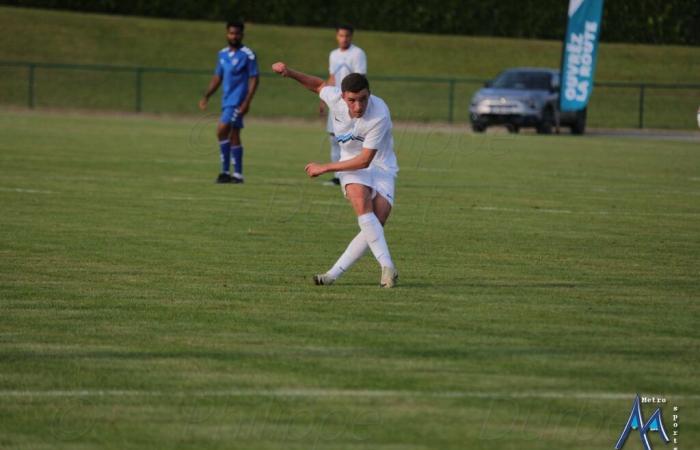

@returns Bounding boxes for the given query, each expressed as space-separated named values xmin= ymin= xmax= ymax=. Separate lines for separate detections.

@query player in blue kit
xmin=199 ymin=21 xmax=259 ymax=184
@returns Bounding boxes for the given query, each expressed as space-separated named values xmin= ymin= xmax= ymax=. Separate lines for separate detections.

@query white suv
xmin=470 ymin=68 xmax=587 ymax=135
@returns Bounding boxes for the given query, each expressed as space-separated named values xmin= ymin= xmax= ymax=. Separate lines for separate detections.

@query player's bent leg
xmin=314 ymin=181 xmax=397 ymax=288
xmin=358 ymin=210 xmax=396 ymax=287
xmin=344 ymin=183 xmax=374 ymax=216
xmin=229 ymin=126 xmax=241 ymax=146
xmin=371 ymin=168 xmax=396 ymax=220
xmin=345 ymin=184 xmax=396 ymax=284
xmin=216 ymin=121 xmax=233 ymax=183
xmin=229 ymin=127 xmax=244 ymax=183
xmin=319 ymin=232 xmax=369 ymax=284
xmin=321 ymin=195 xmax=393 ymax=284
xmin=372 ymin=194 xmax=393 ymax=226
xmin=314 ymin=184 xmax=375 ymax=286
xmin=312 ymin=183 xmax=371 ymax=286
xmin=373 ymin=195 xmax=398 ymax=287
xmin=373 ymin=180 xmax=398 ymax=288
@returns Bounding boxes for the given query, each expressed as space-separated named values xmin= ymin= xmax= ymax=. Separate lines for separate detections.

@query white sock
xmin=327 ymin=232 xmax=369 ymax=279
xmin=357 ymin=212 xmax=394 ymax=269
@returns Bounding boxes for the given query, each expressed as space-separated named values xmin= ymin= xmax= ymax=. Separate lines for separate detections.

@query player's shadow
xmin=306 ymin=280 xmax=579 ymax=289
xmin=400 ymin=281 xmax=580 ymax=289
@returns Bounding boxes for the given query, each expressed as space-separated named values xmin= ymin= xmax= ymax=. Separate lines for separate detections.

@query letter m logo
xmin=615 ymin=395 xmax=670 ymax=450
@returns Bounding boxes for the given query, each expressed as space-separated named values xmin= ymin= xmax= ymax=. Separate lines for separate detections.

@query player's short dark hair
xmin=336 ymin=24 xmax=354 ymax=34
xmin=341 ymin=73 xmax=369 ymax=93
xmin=226 ymin=20 xmax=244 ymax=31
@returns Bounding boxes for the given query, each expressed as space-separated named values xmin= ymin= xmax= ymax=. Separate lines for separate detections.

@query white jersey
xmin=327 ymin=45 xmax=367 ymax=132
xmin=319 ymin=86 xmax=398 ymax=175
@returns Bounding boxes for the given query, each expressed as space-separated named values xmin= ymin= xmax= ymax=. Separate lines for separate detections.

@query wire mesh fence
xmin=1 ymin=61 xmax=699 ymax=129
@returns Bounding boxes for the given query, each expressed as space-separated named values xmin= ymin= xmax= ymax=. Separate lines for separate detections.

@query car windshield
xmin=491 ymin=71 xmax=552 ymax=90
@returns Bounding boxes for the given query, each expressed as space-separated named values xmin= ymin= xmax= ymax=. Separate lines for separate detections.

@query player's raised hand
xmin=305 ymin=162 xmax=326 ymax=178
xmin=271 ymin=62 xmax=289 ymax=77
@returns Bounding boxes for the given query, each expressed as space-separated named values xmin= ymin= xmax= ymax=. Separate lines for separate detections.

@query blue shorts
xmin=220 ymin=106 xmax=244 ymax=128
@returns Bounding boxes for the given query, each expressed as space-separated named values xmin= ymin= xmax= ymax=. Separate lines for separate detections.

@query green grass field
xmin=1 ymin=109 xmax=699 ymax=449
xmin=1 ymin=6 xmax=700 ymax=128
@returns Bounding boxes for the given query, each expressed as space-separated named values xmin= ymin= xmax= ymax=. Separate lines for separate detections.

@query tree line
xmin=3 ymin=0 xmax=698 ymax=45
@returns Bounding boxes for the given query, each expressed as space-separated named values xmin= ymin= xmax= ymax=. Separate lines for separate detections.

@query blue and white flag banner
xmin=560 ymin=0 xmax=604 ymax=111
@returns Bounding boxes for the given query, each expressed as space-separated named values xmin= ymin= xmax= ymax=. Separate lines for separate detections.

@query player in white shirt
xmin=320 ymin=25 xmax=367 ymax=185
xmin=272 ymin=61 xmax=399 ymax=288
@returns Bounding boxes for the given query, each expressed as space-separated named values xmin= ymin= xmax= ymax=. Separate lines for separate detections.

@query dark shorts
xmin=220 ymin=106 xmax=244 ymax=128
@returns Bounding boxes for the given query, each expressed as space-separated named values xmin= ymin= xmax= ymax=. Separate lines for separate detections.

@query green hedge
xmin=1 ymin=0 xmax=698 ymax=45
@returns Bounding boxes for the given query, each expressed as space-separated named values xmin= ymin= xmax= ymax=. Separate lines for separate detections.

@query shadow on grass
xmin=336 ymin=281 xmax=580 ymax=289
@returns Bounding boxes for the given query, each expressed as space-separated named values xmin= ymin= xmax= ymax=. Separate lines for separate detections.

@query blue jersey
xmin=215 ymin=45 xmax=259 ymax=108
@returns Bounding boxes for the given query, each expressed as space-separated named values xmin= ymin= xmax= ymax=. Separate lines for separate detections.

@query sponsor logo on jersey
xmin=335 ymin=132 xmax=365 ymax=144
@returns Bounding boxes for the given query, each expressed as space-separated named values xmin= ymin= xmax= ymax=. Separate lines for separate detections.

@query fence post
xmin=638 ymin=84 xmax=645 ymax=129
xmin=135 ymin=67 xmax=143 ymax=112
xmin=447 ymin=79 xmax=456 ymax=123
xmin=28 ymin=63 xmax=35 ymax=109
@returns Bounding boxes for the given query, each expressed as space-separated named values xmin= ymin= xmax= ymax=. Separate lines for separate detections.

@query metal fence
xmin=1 ymin=60 xmax=699 ymax=129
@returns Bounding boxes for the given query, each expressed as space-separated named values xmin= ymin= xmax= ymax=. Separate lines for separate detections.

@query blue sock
xmin=219 ymin=140 xmax=231 ymax=174
xmin=231 ymin=145 xmax=243 ymax=178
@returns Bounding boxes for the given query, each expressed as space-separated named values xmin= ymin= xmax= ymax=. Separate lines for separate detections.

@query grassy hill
xmin=1 ymin=6 xmax=699 ymax=128
xmin=2 ymin=6 xmax=699 ymax=81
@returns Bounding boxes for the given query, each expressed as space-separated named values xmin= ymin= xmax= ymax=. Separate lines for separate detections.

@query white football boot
xmin=380 ymin=266 xmax=398 ymax=288
xmin=313 ymin=273 xmax=336 ymax=286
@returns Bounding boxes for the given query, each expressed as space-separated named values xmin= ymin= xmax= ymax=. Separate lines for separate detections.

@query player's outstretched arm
xmin=271 ymin=62 xmax=326 ymax=94
xmin=305 ymin=148 xmax=377 ymax=177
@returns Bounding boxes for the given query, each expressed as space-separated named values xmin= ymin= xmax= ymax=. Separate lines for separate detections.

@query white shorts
xmin=338 ymin=167 xmax=396 ymax=206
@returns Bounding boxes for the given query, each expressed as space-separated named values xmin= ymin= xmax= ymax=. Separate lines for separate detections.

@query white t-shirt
xmin=327 ymin=45 xmax=367 ymax=132
xmin=319 ymin=86 xmax=398 ymax=175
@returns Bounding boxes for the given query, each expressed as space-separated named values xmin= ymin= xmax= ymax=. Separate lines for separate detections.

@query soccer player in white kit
xmin=272 ymin=61 xmax=399 ymax=288
xmin=320 ymin=25 xmax=367 ymax=185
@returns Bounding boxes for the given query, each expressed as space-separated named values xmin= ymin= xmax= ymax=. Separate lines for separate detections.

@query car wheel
xmin=536 ymin=107 xmax=554 ymax=135
xmin=570 ymin=109 xmax=587 ymax=135
xmin=471 ymin=122 xmax=487 ymax=133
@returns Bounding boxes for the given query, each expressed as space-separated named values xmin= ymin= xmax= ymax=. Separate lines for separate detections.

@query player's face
xmin=342 ymin=89 xmax=369 ymax=118
xmin=227 ymin=26 xmax=243 ymax=48
xmin=336 ymin=29 xmax=353 ymax=50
